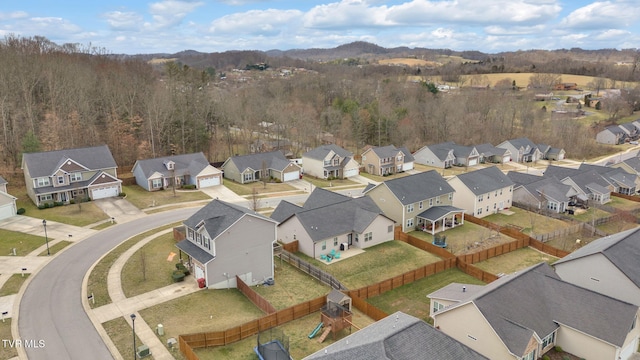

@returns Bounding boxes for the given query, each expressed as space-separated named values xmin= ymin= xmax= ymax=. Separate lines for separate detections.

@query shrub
xmin=70 ymin=199 xmax=75 ymax=204
xmin=176 ymin=263 xmax=190 ymax=276
xmin=16 ymin=208 xmax=25 ymax=215
xmin=37 ymin=205 xmax=45 ymax=210
xmin=554 ymin=346 xmax=563 ymax=352
xmin=542 ymin=356 xmax=550 ymax=360
xmin=181 ymin=185 xmax=196 ymax=190
xmin=54 ymin=201 xmax=64 ymax=207
xmin=562 ymin=356 xmax=570 ymax=360
xmin=119 ymin=192 xmax=126 ymax=197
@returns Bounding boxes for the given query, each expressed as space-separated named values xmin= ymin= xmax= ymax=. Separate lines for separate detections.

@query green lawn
xmin=0 ymin=319 xmax=17 ymax=359
xmin=121 ymin=232 xmax=180 ymax=298
xmin=223 ymin=180 xmax=298 ymax=196
xmin=0 ymin=274 xmax=30 ymax=296
xmin=122 ymin=184 xmax=211 ymax=209
xmin=87 ymin=222 xmax=182 ymax=308
xmin=409 ymin=222 xmax=518 ymax=255
xmin=102 ymin=317 xmax=147 ymax=360
xmin=572 ymin=207 xmax=612 ymax=222
xmin=301 ymin=175 xmax=359 ymax=189
xmin=607 ymin=196 xmax=640 ymax=211
xmin=254 ymin=258 xmax=330 ymax=310
xmin=0 ymin=229 xmax=49 ymax=256
xmin=139 ymin=289 xmax=266 ymax=346
xmin=359 ymin=172 xmax=411 ymax=182
xmin=483 ymin=207 xmax=571 ymax=236
xmin=38 ymin=240 xmax=72 ymax=256
xmin=472 ymin=247 xmax=558 ymax=275
xmin=298 ymin=241 xmax=442 ymax=289
xmin=367 ymin=268 xmax=485 ymax=323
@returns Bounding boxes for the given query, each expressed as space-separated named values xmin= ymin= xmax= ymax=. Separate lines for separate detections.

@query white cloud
xmin=560 ymin=1 xmax=640 ymax=29
xmin=148 ymin=0 xmax=204 ymax=29
xmin=103 ymin=11 xmax=143 ymax=31
xmin=303 ymin=0 xmax=393 ymax=29
xmin=209 ymin=9 xmax=303 ymax=36
xmin=484 ymin=24 xmax=547 ymax=36
xmin=0 ymin=11 xmax=28 ymax=20
xmin=595 ymin=28 xmax=631 ymax=40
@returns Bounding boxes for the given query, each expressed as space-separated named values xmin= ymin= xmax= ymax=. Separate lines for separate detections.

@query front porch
xmin=416 ymin=205 xmax=465 ymax=235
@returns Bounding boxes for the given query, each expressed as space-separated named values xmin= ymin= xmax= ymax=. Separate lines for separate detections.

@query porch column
xmin=430 ymin=221 xmax=435 ymax=236
xmin=460 ymin=212 xmax=464 ymax=225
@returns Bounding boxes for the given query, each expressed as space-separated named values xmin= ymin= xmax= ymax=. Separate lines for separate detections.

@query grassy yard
xmin=38 ymin=240 xmax=72 ymax=256
xmin=409 ymin=222 xmax=518 ymax=255
xmin=0 ymin=274 xmax=30 ymax=296
xmin=223 ymin=180 xmax=298 ymax=196
xmin=483 ymin=207 xmax=571 ymax=236
xmin=298 ymin=241 xmax=442 ymax=289
xmin=15 ymin=195 xmax=108 ymax=226
xmin=121 ymin=232 xmax=180 ymax=298
xmin=87 ymin=222 xmax=182 ymax=308
xmin=607 ymin=196 xmax=640 ymax=211
xmin=0 ymin=319 xmax=17 ymax=359
xmin=102 ymin=317 xmax=148 ymax=360
xmin=0 ymin=229 xmax=49 ymax=256
xmin=196 ymin=309 xmax=376 ymax=360
xmin=254 ymin=258 xmax=330 ymax=310
xmin=596 ymin=220 xmax=638 ymax=235
xmin=367 ymin=268 xmax=485 ymax=323
xmin=572 ymin=207 xmax=612 ymax=222
xmin=472 ymin=247 xmax=559 ymax=275
xmin=122 ymin=184 xmax=210 ymax=209
xmin=358 ymin=172 xmax=411 ymax=182
xmin=139 ymin=289 xmax=265 ymax=346
xmin=301 ymin=175 xmax=359 ymax=189
xmin=544 ymin=227 xmax=603 ymax=251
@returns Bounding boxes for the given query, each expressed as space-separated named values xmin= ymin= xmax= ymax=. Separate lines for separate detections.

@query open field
xmin=122 ymin=185 xmax=210 ymax=209
xmin=194 ymin=309 xmax=376 ymax=360
xmin=254 ymin=258 xmax=330 ymax=310
xmin=472 ymin=247 xmax=559 ymax=275
xmin=367 ymin=268 xmax=485 ymax=323
xmin=409 ymin=222 xmax=518 ymax=255
xmin=298 ymin=241 xmax=442 ymax=289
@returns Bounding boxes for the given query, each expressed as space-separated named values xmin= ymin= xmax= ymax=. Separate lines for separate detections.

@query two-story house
xmin=363 ymin=170 xmax=463 ymax=233
xmin=413 ymin=142 xmax=480 ymax=168
xmin=221 ymin=151 xmax=301 ymax=184
xmin=302 ymin=144 xmax=359 ymax=179
xmin=497 ymin=137 xmax=542 ymax=163
xmin=132 ymin=152 xmax=222 ymax=191
xmin=175 ymin=199 xmax=278 ymax=289
xmin=21 ymin=145 xmax=122 ymax=206
xmin=447 ymin=166 xmax=514 ymax=218
xmin=361 ymin=145 xmax=414 ymax=176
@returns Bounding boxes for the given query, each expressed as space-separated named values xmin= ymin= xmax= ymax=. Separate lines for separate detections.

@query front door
xmin=347 ymin=234 xmax=352 ymax=246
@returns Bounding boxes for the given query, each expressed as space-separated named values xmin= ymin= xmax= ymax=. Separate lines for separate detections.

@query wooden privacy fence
xmin=395 ymin=227 xmax=456 ymax=259
xmin=533 ymin=223 xmax=582 ymax=242
xmin=281 ymin=240 xmax=299 ymax=253
xmin=278 ymin=250 xmax=348 ymax=291
xmin=612 ymin=192 xmax=640 ymax=202
xmin=236 ymin=276 xmax=277 ymax=314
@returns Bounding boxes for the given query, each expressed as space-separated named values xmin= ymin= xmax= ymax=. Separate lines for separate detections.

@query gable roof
xmin=303 ymin=144 xmax=352 ymax=160
xmin=554 ymin=227 xmax=640 ymax=288
xmin=435 ymin=263 xmax=638 ymax=356
xmin=368 ymin=145 xmax=404 ymax=159
xmin=184 ymin=199 xmax=275 ymax=240
xmin=475 ymin=143 xmax=508 ymax=157
xmin=225 ymin=151 xmax=293 ymax=172
xmin=304 ymin=311 xmax=488 ymax=360
xmin=504 ymin=137 xmax=537 ymax=150
xmin=452 ymin=166 xmax=513 ymax=195
xmin=398 ymin=147 xmax=415 ymax=162
xmin=22 ymin=145 xmax=117 ymax=178
xmin=270 ymin=200 xmax=303 ymax=223
xmin=303 ymin=187 xmax=351 ymax=210
xmin=365 ymin=170 xmax=454 ymax=205
xmin=620 ymin=157 xmax=640 ymax=173
xmin=543 ymin=164 xmax=581 ymax=180
xmin=522 ymin=177 xmax=575 ymax=203
xmin=424 ymin=141 xmax=476 ymax=160
xmin=133 ymin=152 xmax=216 ymax=178
xmin=506 ymin=171 xmax=542 ymax=186
xmin=579 ymin=163 xmax=636 ymax=188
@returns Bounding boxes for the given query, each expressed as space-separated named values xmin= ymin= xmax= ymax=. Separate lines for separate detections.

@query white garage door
xmin=92 ymin=186 xmax=119 ymax=200
xmin=283 ymin=171 xmax=300 ymax=182
xmin=468 ymin=158 xmax=478 ymax=166
xmin=619 ymin=337 xmax=638 ymax=360
xmin=344 ymin=168 xmax=359 ymax=178
xmin=503 ymin=155 xmax=511 ymax=163
xmin=403 ymin=162 xmax=414 ymax=171
xmin=198 ymin=176 xmax=220 ymax=188
xmin=0 ymin=204 xmax=15 ymax=220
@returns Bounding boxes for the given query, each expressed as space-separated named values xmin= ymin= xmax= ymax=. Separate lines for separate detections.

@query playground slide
xmin=308 ymin=322 xmax=323 ymax=339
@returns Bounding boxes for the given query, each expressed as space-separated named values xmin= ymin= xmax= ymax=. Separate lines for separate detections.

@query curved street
xmin=18 ymin=207 xmax=199 ymax=360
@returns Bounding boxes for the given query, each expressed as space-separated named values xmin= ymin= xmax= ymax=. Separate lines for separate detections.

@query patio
xmin=318 ymin=246 xmax=365 ymax=265
xmin=416 ymin=205 xmax=465 ymax=235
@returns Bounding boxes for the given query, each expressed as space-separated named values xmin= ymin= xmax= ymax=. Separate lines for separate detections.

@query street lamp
xmin=42 ymin=219 xmax=50 ymax=256
xmin=130 ymin=314 xmax=136 ymax=360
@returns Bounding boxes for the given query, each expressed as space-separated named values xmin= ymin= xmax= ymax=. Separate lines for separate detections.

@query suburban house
xmin=221 ymin=151 xmax=302 ymax=184
xmin=413 ymin=142 xmax=480 ymax=168
xmin=611 ymin=157 xmax=640 ymax=190
xmin=536 ymin=144 xmax=566 ymax=161
xmin=132 ymin=152 xmax=222 ymax=191
xmin=578 ymin=163 xmax=637 ymax=195
xmin=175 ymin=199 xmax=277 ymax=289
xmin=507 ymin=172 xmax=577 ymax=213
xmin=447 ymin=166 xmax=514 ymax=218
xmin=363 ymin=171 xmax=464 ymax=233
xmin=361 ymin=145 xmax=414 ymax=176
xmin=596 ymin=125 xmax=627 ymax=145
xmin=302 ymin=144 xmax=359 ymax=179
xmin=543 ymin=165 xmax=614 ymax=205
xmin=554 ymin=227 xmax=640 ymax=307
xmin=304 ymin=311 xmax=488 ymax=360
xmin=273 ymin=188 xmax=395 ymax=259
xmin=0 ymin=176 xmax=17 ymax=221
xmin=619 ymin=122 xmax=640 ymax=140
xmin=429 ymin=262 xmax=640 ymax=360
xmin=249 ymin=139 xmax=293 ymax=157
xmin=497 ymin=138 xmax=543 ymax=163
xmin=21 ymin=145 xmax=122 ymax=206
xmin=475 ymin=143 xmax=511 ymax=164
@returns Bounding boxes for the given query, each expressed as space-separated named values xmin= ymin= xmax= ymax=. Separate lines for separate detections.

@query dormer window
xmin=70 ymin=172 xmax=82 ymax=182
xmin=57 ymin=176 xmax=64 ymax=184
xmin=164 ymin=160 xmax=175 ymax=171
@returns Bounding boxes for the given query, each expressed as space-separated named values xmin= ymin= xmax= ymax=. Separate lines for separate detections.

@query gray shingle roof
xmin=417 ymin=205 xmax=464 ymax=221
xmin=543 ymin=164 xmax=581 ymax=180
xmin=427 ymin=141 xmax=473 ymax=160
xmin=621 ymin=157 xmax=640 ymax=172
xmin=22 ymin=145 xmax=117 ymax=178
xmin=368 ymin=170 xmax=454 ymax=205
xmin=183 ymin=199 xmax=274 ymax=240
xmin=226 ymin=150 xmax=292 ymax=172
xmin=270 ymin=200 xmax=303 ymax=223
xmin=453 ymin=166 xmax=513 ymax=195
xmin=398 ymin=147 xmax=415 ymax=162
xmin=554 ymin=227 xmax=640 ymax=288
xmin=304 ymin=311 xmax=488 ymax=360
xmin=175 ymin=239 xmax=214 ymax=264
xmin=505 ymin=137 xmax=537 ymax=151
xmin=506 ymin=171 xmax=542 ymax=186
xmin=580 ymin=164 xmax=637 ymax=188
xmin=427 ymin=283 xmax=485 ymax=302
xmin=369 ymin=145 xmax=404 ymax=159
xmin=303 ymin=144 xmax=352 ymax=160
xmin=522 ymin=177 xmax=574 ymax=203
xmin=437 ymin=263 xmax=638 ymax=356
xmin=134 ymin=152 xmax=213 ymax=178
xmin=475 ymin=143 xmax=507 ymax=157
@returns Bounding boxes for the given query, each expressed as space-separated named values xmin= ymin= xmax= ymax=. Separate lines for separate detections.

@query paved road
xmin=18 ymin=207 xmax=199 ymax=360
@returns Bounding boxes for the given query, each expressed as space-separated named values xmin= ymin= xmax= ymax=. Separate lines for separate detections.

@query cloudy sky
xmin=1 ymin=0 xmax=639 ymax=54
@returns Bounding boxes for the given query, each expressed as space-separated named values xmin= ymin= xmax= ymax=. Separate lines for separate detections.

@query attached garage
xmin=91 ymin=186 xmax=120 ymax=200
xmin=283 ymin=170 xmax=300 ymax=182
xmin=0 ymin=203 xmax=16 ymax=220
xmin=468 ymin=158 xmax=478 ymax=166
xmin=503 ymin=155 xmax=511 ymax=163
xmin=620 ymin=337 xmax=638 ymax=360
xmin=198 ymin=176 xmax=221 ymax=188
xmin=344 ymin=168 xmax=359 ymax=178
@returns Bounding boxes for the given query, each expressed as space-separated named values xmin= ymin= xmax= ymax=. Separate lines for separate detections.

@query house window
xmin=521 ymin=350 xmax=536 ymax=360
xmin=478 ymin=194 xmax=483 ymax=202
xmin=448 ymin=193 xmax=453 ymax=201
xmin=37 ymin=178 xmax=50 ymax=187
xmin=355 ymin=234 xmax=359 ymax=242
xmin=70 ymin=172 xmax=82 ymax=182
xmin=152 ymin=178 xmax=162 ymax=189
xmin=429 ymin=199 xmax=433 ymax=206
xmin=333 ymin=237 xmax=338 ymax=246
xmin=541 ymin=331 xmax=555 ymax=349
xmin=547 ymin=202 xmax=558 ymax=211
xmin=477 ymin=208 xmax=483 ymax=215
xmin=57 ymin=176 xmax=65 ymax=184
xmin=407 ymin=218 xmax=414 ymax=228
xmin=500 ymin=189 xmax=503 ymax=195
xmin=495 ymin=191 xmax=498 ymax=197
xmin=243 ymin=173 xmax=253 ymax=182
xmin=407 ymin=204 xmax=414 ymax=213
xmin=187 ymin=228 xmax=194 ymax=240
xmin=436 ymin=196 xmax=440 ymax=204
xmin=321 ymin=241 xmax=326 ymax=250
xmin=486 ymin=206 xmax=489 ymax=212
xmin=196 ymin=232 xmax=202 ymax=245
xmin=324 ymin=160 xmax=331 ymax=166
xmin=388 ymin=225 xmax=393 ymax=233
xmin=432 ymin=301 xmax=445 ymax=313
xmin=40 ymin=194 xmax=53 ymax=202
xmin=364 ymin=232 xmax=372 ymax=242
xmin=204 ymin=237 xmax=210 ymax=250
xmin=493 ymin=203 xmax=497 ymax=209
xmin=419 ymin=201 xmax=423 ymax=209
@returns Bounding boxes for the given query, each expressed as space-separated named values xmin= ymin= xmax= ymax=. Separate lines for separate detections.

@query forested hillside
xmin=1 ymin=36 xmax=638 ymax=180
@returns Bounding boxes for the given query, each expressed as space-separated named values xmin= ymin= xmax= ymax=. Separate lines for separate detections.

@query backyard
xmin=409 ymin=222 xmax=519 ymax=255
xmin=483 ymin=207 xmax=572 ymax=237
xmin=472 ymin=247 xmax=559 ymax=275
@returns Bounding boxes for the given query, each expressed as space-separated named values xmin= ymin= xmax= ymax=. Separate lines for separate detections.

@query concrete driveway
xmin=0 ymin=215 xmax=97 ymax=242
xmin=93 ymin=197 xmax=145 ymax=223
xmin=200 ymin=184 xmax=247 ymax=203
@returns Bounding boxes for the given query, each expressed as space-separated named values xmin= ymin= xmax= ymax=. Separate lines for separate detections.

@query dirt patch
xmin=541 ymin=348 xmax=583 ymax=360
